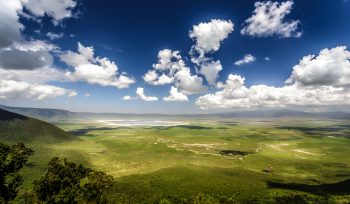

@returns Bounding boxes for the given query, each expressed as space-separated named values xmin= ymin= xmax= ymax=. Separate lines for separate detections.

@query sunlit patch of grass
xmin=3 ymin=118 xmax=350 ymax=202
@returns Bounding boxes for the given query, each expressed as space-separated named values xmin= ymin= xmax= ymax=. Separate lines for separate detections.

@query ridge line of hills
xmin=0 ymin=104 xmax=349 ymax=120
xmin=0 ymin=108 xmax=75 ymax=143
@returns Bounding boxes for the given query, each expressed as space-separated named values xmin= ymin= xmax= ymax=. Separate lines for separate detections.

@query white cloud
xmin=0 ymin=0 xmax=76 ymax=69
xmin=84 ymin=93 xmax=90 ymax=97
xmin=175 ymin=67 xmax=207 ymax=95
xmin=143 ymin=49 xmax=207 ymax=94
xmin=21 ymin=0 xmax=77 ymax=25
xmin=61 ymin=42 xmax=136 ymax=89
xmin=0 ymin=0 xmax=23 ymax=48
xmin=136 ymin=87 xmax=158 ymax=101
xmin=0 ymin=2 xmax=74 ymax=66
xmin=60 ymin=42 xmax=93 ymax=67
xmin=0 ymin=65 xmax=74 ymax=101
xmin=46 ymin=32 xmax=64 ymax=40
xmin=189 ymin=19 xmax=233 ymax=85
xmin=144 ymin=20 xmax=233 ymax=89
xmin=0 ymin=0 xmax=77 ymax=49
xmin=0 ymin=67 xmax=66 ymax=83
xmin=0 ymin=79 xmax=76 ymax=100
xmin=122 ymin=95 xmax=133 ymax=100
xmin=12 ymin=40 xmax=59 ymax=52
xmin=143 ymin=70 xmax=173 ymax=85
xmin=67 ymin=91 xmax=77 ymax=97
xmin=234 ymin=54 xmax=256 ymax=66
xmin=264 ymin=57 xmax=270 ymax=61
xmin=189 ymin=19 xmax=234 ymax=55
xmin=163 ymin=86 xmax=188 ymax=102
xmin=0 ymin=40 xmax=58 ymax=70
xmin=196 ymin=46 xmax=350 ymax=109
xmin=153 ymin=49 xmax=182 ymax=70
xmin=286 ymin=46 xmax=350 ymax=87
xmin=196 ymin=75 xmax=350 ymax=109
xmin=198 ymin=60 xmax=223 ymax=85
xmin=241 ymin=1 xmax=301 ymax=38
xmin=0 ymin=0 xmax=80 ymax=101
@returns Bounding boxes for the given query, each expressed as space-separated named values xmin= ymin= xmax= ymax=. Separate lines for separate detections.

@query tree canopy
xmin=33 ymin=157 xmax=113 ymax=204
xmin=0 ymin=142 xmax=34 ymax=202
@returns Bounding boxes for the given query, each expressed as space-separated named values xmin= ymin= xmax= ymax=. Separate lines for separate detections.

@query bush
xmin=274 ymin=193 xmax=334 ymax=204
xmin=33 ymin=157 xmax=113 ymax=204
xmin=0 ymin=142 xmax=33 ymax=202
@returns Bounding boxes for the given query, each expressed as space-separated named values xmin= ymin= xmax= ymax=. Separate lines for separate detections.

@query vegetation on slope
xmin=0 ymin=108 xmax=75 ymax=143
xmin=0 ymin=143 xmax=33 ymax=202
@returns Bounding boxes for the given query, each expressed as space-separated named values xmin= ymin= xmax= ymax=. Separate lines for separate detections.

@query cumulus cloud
xmin=0 ymin=40 xmax=72 ymax=101
xmin=0 ymin=0 xmax=77 ymax=49
xmin=0 ymin=64 xmax=75 ymax=101
xmin=0 ymin=0 xmax=79 ymax=101
xmin=189 ymin=19 xmax=233 ymax=85
xmin=0 ymin=67 xmax=65 ymax=83
xmin=0 ymin=80 xmax=76 ymax=100
xmin=286 ymin=46 xmax=350 ymax=87
xmin=0 ymin=0 xmax=77 ymax=70
xmin=46 ymin=32 xmax=64 ymax=40
xmin=144 ymin=20 xmax=233 ymax=90
xmin=189 ymin=19 xmax=234 ymax=55
xmin=21 ymin=0 xmax=78 ymax=25
xmin=0 ymin=48 xmax=52 ymax=70
xmin=143 ymin=49 xmax=207 ymax=94
xmin=163 ymin=86 xmax=189 ymax=102
xmin=136 ymin=87 xmax=158 ymax=101
xmin=61 ymin=42 xmax=136 ymax=89
xmin=174 ymin=66 xmax=207 ymax=95
xmin=0 ymin=40 xmax=57 ymax=70
xmin=122 ymin=95 xmax=133 ymax=100
xmin=198 ymin=60 xmax=223 ymax=85
xmin=196 ymin=75 xmax=350 ymax=109
xmin=234 ymin=54 xmax=256 ymax=66
xmin=153 ymin=49 xmax=182 ymax=70
xmin=143 ymin=70 xmax=173 ymax=85
xmin=0 ymin=7 xmax=50 ymax=68
xmin=0 ymin=0 xmax=23 ymax=48
xmin=196 ymin=46 xmax=350 ymax=109
xmin=241 ymin=1 xmax=301 ymax=38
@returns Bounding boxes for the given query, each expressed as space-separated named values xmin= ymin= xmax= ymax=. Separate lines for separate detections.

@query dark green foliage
xmin=0 ymin=142 xmax=34 ymax=202
xmin=268 ymin=179 xmax=350 ymax=195
xmin=274 ymin=193 xmax=334 ymax=204
xmin=219 ymin=150 xmax=251 ymax=156
xmin=33 ymin=157 xmax=113 ymax=204
xmin=187 ymin=193 xmax=218 ymax=204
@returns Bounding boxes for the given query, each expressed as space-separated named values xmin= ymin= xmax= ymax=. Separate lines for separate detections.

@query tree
xmin=0 ymin=142 xmax=34 ymax=202
xmin=33 ymin=157 xmax=113 ymax=204
xmin=187 ymin=193 xmax=219 ymax=204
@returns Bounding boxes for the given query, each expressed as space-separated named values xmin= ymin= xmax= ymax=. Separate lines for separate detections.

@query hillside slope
xmin=0 ymin=105 xmax=77 ymax=121
xmin=0 ymin=108 xmax=75 ymax=143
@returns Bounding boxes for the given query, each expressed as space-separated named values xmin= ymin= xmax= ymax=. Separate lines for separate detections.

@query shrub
xmin=0 ymin=142 xmax=34 ymax=202
xmin=33 ymin=157 xmax=113 ymax=204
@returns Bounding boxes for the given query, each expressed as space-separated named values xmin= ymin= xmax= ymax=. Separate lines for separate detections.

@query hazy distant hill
xmin=1 ymin=105 xmax=349 ymax=120
xmin=0 ymin=108 xmax=75 ymax=143
xmin=0 ymin=105 xmax=78 ymax=121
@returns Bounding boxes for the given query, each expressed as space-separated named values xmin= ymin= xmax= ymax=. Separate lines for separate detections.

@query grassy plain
xmin=6 ymin=117 xmax=350 ymax=203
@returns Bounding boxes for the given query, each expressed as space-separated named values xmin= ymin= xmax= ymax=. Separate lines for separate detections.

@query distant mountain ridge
xmin=0 ymin=108 xmax=75 ymax=143
xmin=0 ymin=105 xmax=78 ymax=121
xmin=1 ymin=104 xmax=349 ymax=120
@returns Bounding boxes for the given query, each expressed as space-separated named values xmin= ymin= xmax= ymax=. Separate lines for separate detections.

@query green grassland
xmin=2 ymin=114 xmax=350 ymax=203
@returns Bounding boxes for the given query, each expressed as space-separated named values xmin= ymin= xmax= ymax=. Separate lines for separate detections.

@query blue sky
xmin=1 ymin=0 xmax=350 ymax=113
